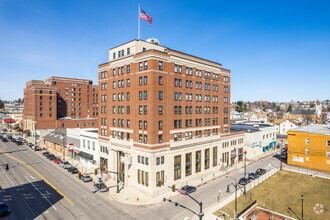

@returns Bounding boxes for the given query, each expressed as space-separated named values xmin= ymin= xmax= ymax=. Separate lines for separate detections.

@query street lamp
xmin=244 ymin=150 xmax=247 ymax=195
xmin=226 ymin=177 xmax=245 ymax=219
xmin=301 ymin=195 xmax=304 ymax=220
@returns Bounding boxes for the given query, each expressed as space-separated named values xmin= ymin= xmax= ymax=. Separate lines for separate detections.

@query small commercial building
xmin=287 ymin=125 xmax=330 ymax=172
xmin=79 ymin=129 xmax=99 ymax=173
xmin=231 ymin=124 xmax=277 ymax=160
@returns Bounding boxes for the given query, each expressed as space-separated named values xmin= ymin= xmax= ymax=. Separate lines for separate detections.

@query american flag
xmin=140 ymin=8 xmax=153 ymax=25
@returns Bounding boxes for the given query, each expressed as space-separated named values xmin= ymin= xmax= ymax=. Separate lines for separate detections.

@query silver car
xmin=62 ymin=162 xmax=72 ymax=169
xmin=81 ymin=175 xmax=93 ymax=182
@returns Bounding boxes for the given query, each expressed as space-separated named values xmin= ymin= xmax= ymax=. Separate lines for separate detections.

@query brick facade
xmin=23 ymin=76 xmax=98 ymax=131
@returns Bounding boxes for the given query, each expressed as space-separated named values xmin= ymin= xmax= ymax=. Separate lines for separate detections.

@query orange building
xmin=287 ymin=125 xmax=330 ymax=172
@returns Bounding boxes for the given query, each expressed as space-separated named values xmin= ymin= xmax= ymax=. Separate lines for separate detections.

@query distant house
xmin=273 ymin=118 xmax=300 ymax=134
xmin=244 ymin=113 xmax=267 ymax=123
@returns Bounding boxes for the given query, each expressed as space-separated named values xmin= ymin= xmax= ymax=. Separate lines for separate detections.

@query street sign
xmin=99 ymin=177 xmax=102 ymax=183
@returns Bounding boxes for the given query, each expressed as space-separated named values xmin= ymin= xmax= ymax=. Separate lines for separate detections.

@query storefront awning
xmin=3 ymin=119 xmax=15 ymax=123
xmin=78 ymin=151 xmax=93 ymax=160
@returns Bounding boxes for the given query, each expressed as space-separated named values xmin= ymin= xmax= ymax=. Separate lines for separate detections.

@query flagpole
xmin=138 ymin=3 xmax=140 ymax=40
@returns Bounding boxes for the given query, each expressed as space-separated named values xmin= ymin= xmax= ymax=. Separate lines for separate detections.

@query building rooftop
xmin=290 ymin=124 xmax=330 ymax=135
xmin=230 ymin=123 xmax=274 ymax=133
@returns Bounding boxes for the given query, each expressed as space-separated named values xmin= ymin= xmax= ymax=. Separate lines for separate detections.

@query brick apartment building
xmin=23 ymin=76 xmax=98 ymax=132
xmin=98 ymin=39 xmax=244 ymax=196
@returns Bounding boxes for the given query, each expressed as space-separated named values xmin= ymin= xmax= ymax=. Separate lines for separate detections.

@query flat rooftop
xmin=290 ymin=125 xmax=330 ymax=135
xmin=230 ymin=124 xmax=274 ymax=133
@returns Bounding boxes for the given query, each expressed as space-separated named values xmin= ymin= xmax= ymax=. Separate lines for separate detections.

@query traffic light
xmin=78 ymin=172 xmax=81 ymax=179
xmin=171 ymin=184 xmax=176 ymax=192
xmin=94 ymin=168 xmax=98 ymax=175
xmin=157 ymin=179 xmax=162 ymax=187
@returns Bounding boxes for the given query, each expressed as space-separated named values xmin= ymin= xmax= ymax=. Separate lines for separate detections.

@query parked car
xmin=238 ymin=177 xmax=251 ymax=185
xmin=248 ymin=172 xmax=259 ymax=180
xmin=2 ymin=129 xmax=7 ymax=132
xmin=2 ymin=138 xmax=8 ymax=142
xmin=21 ymin=139 xmax=27 ymax=143
xmin=68 ymin=167 xmax=79 ymax=174
xmin=7 ymin=136 xmax=13 ymax=140
xmin=27 ymin=142 xmax=33 ymax=147
xmin=42 ymin=152 xmax=50 ymax=157
xmin=0 ymin=135 xmax=3 ymax=139
xmin=54 ymin=158 xmax=62 ymax=164
xmin=33 ymin=145 xmax=41 ymax=151
xmin=94 ymin=183 xmax=109 ymax=192
xmin=0 ymin=202 xmax=10 ymax=217
xmin=59 ymin=161 xmax=65 ymax=167
xmin=48 ymin=154 xmax=56 ymax=160
xmin=178 ymin=185 xmax=196 ymax=195
xmin=0 ymin=130 xmax=5 ymax=134
xmin=256 ymin=168 xmax=266 ymax=175
xmin=81 ymin=175 xmax=93 ymax=182
xmin=15 ymin=141 xmax=22 ymax=145
xmin=62 ymin=162 xmax=72 ymax=169
xmin=281 ymin=151 xmax=287 ymax=159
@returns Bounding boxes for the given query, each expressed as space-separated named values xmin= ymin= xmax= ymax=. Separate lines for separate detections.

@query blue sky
xmin=0 ymin=0 xmax=329 ymax=102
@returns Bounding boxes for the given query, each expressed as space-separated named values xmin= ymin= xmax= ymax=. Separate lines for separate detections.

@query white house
xmin=244 ymin=113 xmax=268 ymax=124
xmin=273 ymin=118 xmax=300 ymax=135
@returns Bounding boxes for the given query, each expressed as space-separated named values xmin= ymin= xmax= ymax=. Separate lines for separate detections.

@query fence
xmin=284 ymin=165 xmax=330 ymax=179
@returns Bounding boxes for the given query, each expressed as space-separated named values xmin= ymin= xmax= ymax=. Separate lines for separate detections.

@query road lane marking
xmin=30 ymin=175 xmax=35 ymax=179
xmin=0 ymin=148 xmax=74 ymax=205
xmin=25 ymin=176 xmax=57 ymax=210
xmin=0 ymin=166 xmax=36 ymax=216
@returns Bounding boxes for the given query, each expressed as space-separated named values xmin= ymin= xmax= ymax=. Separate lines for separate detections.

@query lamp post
xmin=301 ymin=195 xmax=304 ymax=220
xmin=226 ymin=177 xmax=245 ymax=219
xmin=244 ymin=150 xmax=247 ymax=194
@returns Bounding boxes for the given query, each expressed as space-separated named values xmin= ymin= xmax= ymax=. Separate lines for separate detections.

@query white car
xmin=0 ymin=130 xmax=5 ymax=134
xmin=62 ymin=161 xmax=72 ymax=169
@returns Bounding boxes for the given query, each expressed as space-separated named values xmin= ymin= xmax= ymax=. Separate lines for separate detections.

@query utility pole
xmin=244 ymin=151 xmax=247 ymax=194
xmin=301 ymin=195 xmax=304 ymax=220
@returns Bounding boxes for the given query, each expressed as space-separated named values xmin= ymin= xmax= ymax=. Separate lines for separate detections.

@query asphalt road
xmin=0 ymin=133 xmax=282 ymax=220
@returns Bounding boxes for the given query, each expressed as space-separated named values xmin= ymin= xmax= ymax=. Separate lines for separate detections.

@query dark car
xmin=81 ymin=175 xmax=93 ymax=182
xmin=15 ymin=141 xmax=22 ymax=145
xmin=0 ymin=202 xmax=10 ymax=217
xmin=256 ymin=168 xmax=266 ymax=175
xmin=42 ymin=152 xmax=50 ymax=157
xmin=27 ymin=142 xmax=33 ymax=147
xmin=94 ymin=183 xmax=109 ymax=192
xmin=68 ymin=167 xmax=79 ymax=174
xmin=48 ymin=154 xmax=56 ymax=160
xmin=7 ymin=136 xmax=13 ymax=140
xmin=281 ymin=151 xmax=287 ymax=159
xmin=238 ymin=177 xmax=251 ymax=185
xmin=0 ymin=135 xmax=3 ymax=139
xmin=2 ymin=138 xmax=8 ymax=142
xmin=2 ymin=129 xmax=7 ymax=132
xmin=248 ymin=172 xmax=259 ymax=180
xmin=178 ymin=185 xmax=196 ymax=195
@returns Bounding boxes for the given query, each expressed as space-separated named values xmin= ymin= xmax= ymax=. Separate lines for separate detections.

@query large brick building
xmin=23 ymin=76 xmax=98 ymax=132
xmin=98 ymin=39 xmax=244 ymax=196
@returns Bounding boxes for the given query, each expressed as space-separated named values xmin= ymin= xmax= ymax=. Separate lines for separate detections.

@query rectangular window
xmin=306 ymin=139 xmax=309 ymax=145
xmin=174 ymin=155 xmax=181 ymax=180
xmin=127 ymin=65 xmax=130 ymax=73
xmin=159 ymin=61 xmax=163 ymax=70
xmin=144 ymin=61 xmax=148 ymax=70
xmin=185 ymin=153 xmax=192 ymax=176
xmin=139 ymin=106 xmax=142 ymax=115
xmin=159 ymin=76 xmax=163 ymax=85
xmin=205 ymin=148 xmax=210 ymax=170
xmin=213 ymin=147 xmax=217 ymax=166
xmin=158 ymin=121 xmax=163 ymax=130
xmin=144 ymin=76 xmax=147 ymax=85
xmin=139 ymin=62 xmax=143 ymax=71
xmin=179 ymin=66 xmax=182 ymax=73
xmin=158 ymin=106 xmax=163 ymax=115
xmin=158 ymin=91 xmax=163 ymax=100
xmin=327 ymin=140 xmax=330 ymax=147
xmin=144 ymin=91 xmax=147 ymax=100
xmin=127 ymin=47 xmax=130 ymax=55
xmin=174 ymin=65 xmax=178 ymax=73
xmin=144 ymin=106 xmax=147 ymax=115
xmin=196 ymin=151 xmax=201 ymax=173
xmin=158 ymin=135 xmax=162 ymax=143
xmin=144 ymin=135 xmax=147 ymax=144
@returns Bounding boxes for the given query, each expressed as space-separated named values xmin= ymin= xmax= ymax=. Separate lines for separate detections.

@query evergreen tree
xmin=287 ymin=104 xmax=292 ymax=113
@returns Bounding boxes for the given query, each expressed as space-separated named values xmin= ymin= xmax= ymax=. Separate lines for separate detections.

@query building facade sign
xmin=292 ymin=156 xmax=304 ymax=163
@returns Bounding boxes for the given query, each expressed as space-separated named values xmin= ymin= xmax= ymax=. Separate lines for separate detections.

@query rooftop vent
xmin=146 ymin=38 xmax=160 ymax=45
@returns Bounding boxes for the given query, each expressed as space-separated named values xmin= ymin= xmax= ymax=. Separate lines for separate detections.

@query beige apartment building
xmin=98 ymin=39 xmax=244 ymax=197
